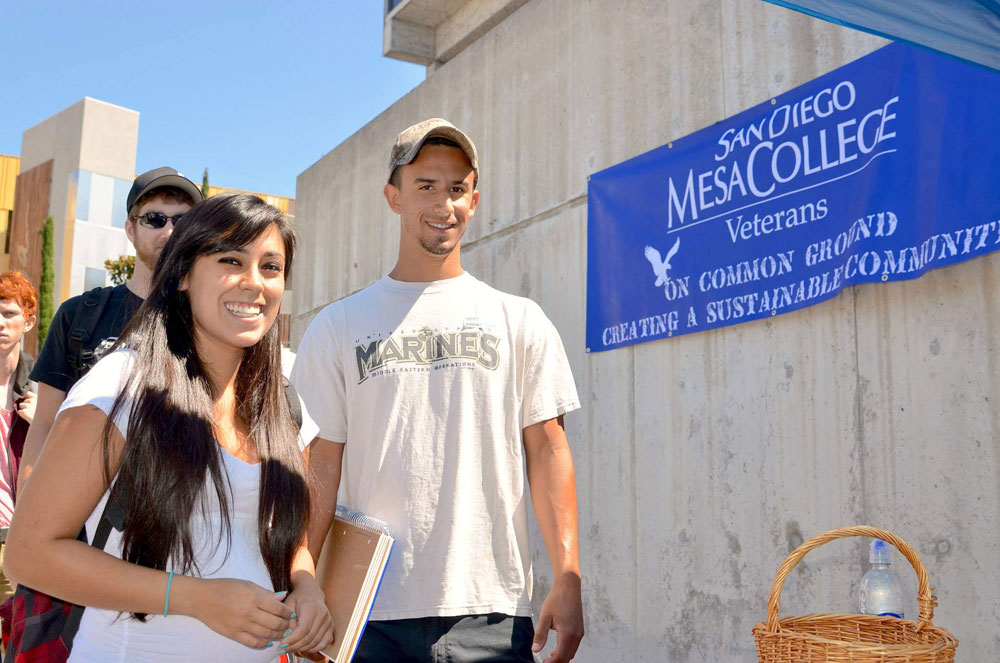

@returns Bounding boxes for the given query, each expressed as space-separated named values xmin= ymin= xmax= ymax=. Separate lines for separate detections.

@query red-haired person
xmin=0 ymin=271 xmax=38 ymax=599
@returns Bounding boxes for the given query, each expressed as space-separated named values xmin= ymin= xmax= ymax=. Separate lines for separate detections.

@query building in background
xmin=11 ymin=97 xmax=139 ymax=327
xmin=0 ymin=154 xmax=19 ymax=273
xmin=206 ymin=184 xmax=294 ymax=220
xmin=9 ymin=97 xmax=295 ymax=352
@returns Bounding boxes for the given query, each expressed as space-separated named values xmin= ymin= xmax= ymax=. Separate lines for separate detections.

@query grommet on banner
xmin=586 ymin=347 xmax=590 ymax=352
xmin=668 ymin=331 xmax=673 ymax=337
xmin=882 ymin=274 xmax=889 ymax=281
xmin=771 ymin=99 xmax=776 ymax=105
xmin=771 ymin=310 xmax=777 ymax=316
xmin=668 ymin=142 xmax=673 ymax=148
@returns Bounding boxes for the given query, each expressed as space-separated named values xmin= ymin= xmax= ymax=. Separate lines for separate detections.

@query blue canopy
xmin=763 ymin=0 xmax=1000 ymax=72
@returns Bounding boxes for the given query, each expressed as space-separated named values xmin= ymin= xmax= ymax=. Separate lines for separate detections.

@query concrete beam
xmin=388 ymin=0 xmax=453 ymax=27
xmin=436 ymin=0 xmax=530 ymax=63
xmin=383 ymin=17 xmax=436 ymax=65
xmin=383 ymin=0 xmax=529 ymax=66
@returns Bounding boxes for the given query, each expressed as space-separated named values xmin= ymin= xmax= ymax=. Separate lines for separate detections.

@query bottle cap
xmin=869 ymin=538 xmax=891 ymax=564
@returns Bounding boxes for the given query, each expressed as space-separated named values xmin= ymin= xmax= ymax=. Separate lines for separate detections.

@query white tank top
xmin=59 ymin=350 xmax=315 ymax=663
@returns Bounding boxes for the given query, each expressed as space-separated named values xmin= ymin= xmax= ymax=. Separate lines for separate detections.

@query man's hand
xmin=523 ymin=416 xmax=583 ymax=662
xmin=15 ymin=392 xmax=36 ymax=424
xmin=532 ymin=572 xmax=584 ymax=663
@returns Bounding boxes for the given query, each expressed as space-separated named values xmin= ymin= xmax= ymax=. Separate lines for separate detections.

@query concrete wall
xmin=294 ymin=1 xmax=995 ymax=660
xmin=78 ymin=98 xmax=139 ymax=181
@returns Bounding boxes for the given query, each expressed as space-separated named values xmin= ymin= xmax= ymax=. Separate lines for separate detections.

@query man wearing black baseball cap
xmin=17 ymin=167 xmax=202 ymax=491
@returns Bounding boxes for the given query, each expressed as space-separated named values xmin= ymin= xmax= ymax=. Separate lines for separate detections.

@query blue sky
xmin=1 ymin=1 xmax=426 ymax=198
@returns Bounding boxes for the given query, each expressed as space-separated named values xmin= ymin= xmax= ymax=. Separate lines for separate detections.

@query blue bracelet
xmin=164 ymin=570 xmax=175 ymax=617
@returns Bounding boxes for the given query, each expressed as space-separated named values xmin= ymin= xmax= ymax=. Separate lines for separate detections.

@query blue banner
xmin=586 ymin=43 xmax=1000 ymax=352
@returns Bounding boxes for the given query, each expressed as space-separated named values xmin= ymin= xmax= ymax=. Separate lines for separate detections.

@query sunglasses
xmin=134 ymin=212 xmax=185 ymax=229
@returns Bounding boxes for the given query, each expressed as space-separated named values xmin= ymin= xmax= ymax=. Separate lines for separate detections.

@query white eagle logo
xmin=643 ymin=237 xmax=681 ymax=287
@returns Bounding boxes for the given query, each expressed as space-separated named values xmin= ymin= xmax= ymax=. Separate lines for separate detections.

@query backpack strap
xmin=62 ymin=492 xmax=126 ymax=648
xmin=66 ymin=286 xmax=117 ymax=379
xmin=283 ymin=378 xmax=303 ymax=430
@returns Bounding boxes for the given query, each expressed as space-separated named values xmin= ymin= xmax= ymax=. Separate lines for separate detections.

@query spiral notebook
xmin=316 ymin=506 xmax=394 ymax=663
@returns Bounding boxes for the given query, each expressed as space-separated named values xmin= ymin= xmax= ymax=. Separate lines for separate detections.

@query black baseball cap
xmin=126 ymin=167 xmax=203 ymax=217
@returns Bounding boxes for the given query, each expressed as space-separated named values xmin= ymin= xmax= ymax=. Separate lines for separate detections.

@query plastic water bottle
xmin=858 ymin=538 xmax=905 ymax=618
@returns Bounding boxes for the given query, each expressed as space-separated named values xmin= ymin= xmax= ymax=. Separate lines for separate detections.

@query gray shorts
xmin=353 ymin=613 xmax=534 ymax=663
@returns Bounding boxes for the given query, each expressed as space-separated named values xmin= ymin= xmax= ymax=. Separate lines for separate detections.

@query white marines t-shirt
xmin=292 ymin=272 xmax=580 ymax=620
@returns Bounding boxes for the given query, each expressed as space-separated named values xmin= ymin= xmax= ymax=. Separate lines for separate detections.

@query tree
xmin=202 ymin=167 xmax=210 ymax=199
xmin=104 ymin=254 xmax=135 ymax=285
xmin=38 ymin=216 xmax=54 ymax=346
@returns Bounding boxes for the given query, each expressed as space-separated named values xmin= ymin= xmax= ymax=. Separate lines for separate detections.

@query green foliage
xmin=202 ymin=167 xmax=210 ymax=199
xmin=38 ymin=216 xmax=54 ymax=346
xmin=104 ymin=254 xmax=135 ymax=285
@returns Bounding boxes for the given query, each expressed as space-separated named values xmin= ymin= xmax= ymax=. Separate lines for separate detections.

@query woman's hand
xmin=15 ymin=392 xmax=36 ymax=424
xmin=176 ymin=576 xmax=294 ymax=649
xmin=281 ymin=573 xmax=334 ymax=655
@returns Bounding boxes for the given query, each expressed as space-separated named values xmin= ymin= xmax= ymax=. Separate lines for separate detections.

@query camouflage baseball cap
xmin=388 ymin=118 xmax=479 ymax=187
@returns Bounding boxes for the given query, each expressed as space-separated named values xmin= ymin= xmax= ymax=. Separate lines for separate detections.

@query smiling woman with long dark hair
xmin=4 ymin=194 xmax=333 ymax=662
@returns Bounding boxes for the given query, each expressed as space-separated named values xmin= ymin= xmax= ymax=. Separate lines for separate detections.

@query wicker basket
xmin=753 ymin=526 xmax=957 ymax=662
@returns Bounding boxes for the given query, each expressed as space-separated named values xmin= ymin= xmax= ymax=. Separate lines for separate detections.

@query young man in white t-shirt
xmin=292 ymin=119 xmax=584 ymax=663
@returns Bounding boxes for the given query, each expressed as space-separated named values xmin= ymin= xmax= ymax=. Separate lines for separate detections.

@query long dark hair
xmin=103 ymin=193 xmax=308 ymax=619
